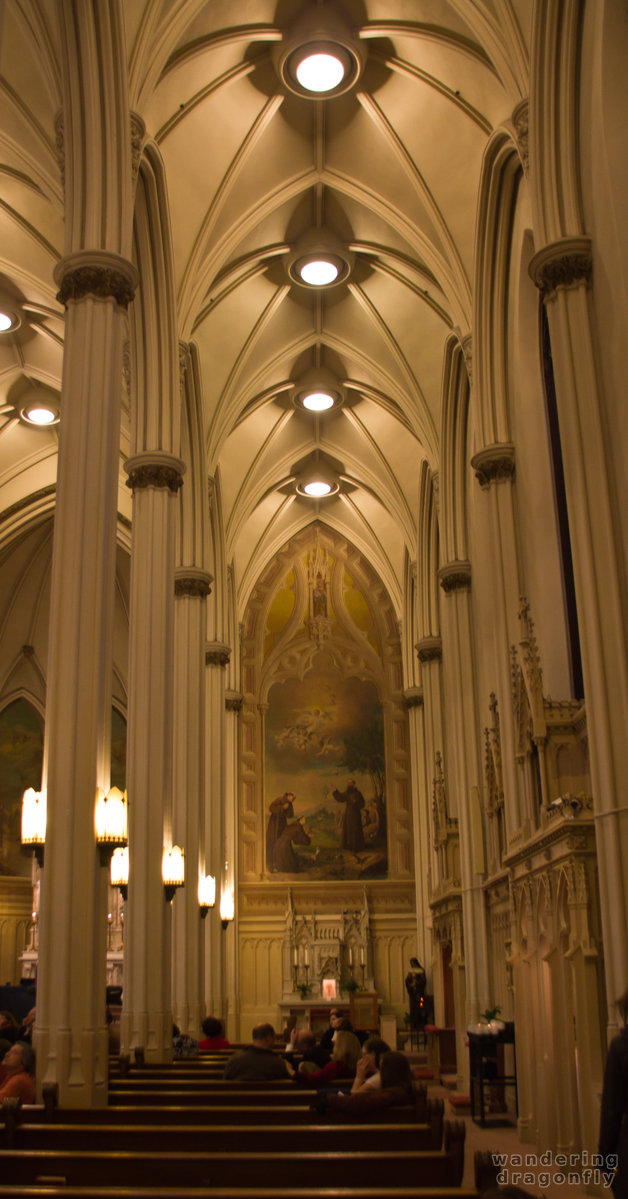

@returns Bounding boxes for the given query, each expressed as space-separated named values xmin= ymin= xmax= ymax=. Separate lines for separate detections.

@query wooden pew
xmin=0 ymin=1132 xmax=466 ymax=1189
xmin=1 ymin=1119 xmax=449 ymax=1154
xmin=0 ymin=1188 xmax=482 ymax=1199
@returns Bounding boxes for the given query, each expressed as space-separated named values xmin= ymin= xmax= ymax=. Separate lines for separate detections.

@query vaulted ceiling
xmin=0 ymin=1 xmax=531 ymax=617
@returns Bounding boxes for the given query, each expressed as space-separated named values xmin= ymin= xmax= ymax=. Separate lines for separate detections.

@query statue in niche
xmin=307 ymin=543 xmax=332 ymax=644
xmin=312 ymin=573 xmax=327 ymax=617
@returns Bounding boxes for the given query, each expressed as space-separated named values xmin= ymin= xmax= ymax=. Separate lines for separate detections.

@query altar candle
xmin=305 ymin=948 xmax=309 ymax=966
xmin=349 ymin=947 xmax=353 ymax=966
xmin=293 ymin=947 xmax=298 ymax=967
xmin=360 ymin=946 xmax=365 ymax=965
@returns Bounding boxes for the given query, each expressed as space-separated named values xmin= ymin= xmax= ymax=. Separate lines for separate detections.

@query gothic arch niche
xmin=240 ymin=524 xmax=411 ymax=883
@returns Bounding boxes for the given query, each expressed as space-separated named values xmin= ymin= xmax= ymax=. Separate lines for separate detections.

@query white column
xmin=171 ymin=569 xmax=212 ymax=1037
xmin=404 ymin=688 xmax=431 ymax=967
xmin=120 ymin=453 xmax=184 ymax=1061
xmin=203 ymin=646 xmax=230 ymax=1028
xmin=36 ymin=255 xmax=137 ymax=1104
xmin=530 ymin=239 xmax=628 ymax=1028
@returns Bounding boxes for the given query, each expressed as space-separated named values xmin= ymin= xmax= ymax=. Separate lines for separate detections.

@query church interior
xmin=0 ymin=0 xmax=627 ymax=1172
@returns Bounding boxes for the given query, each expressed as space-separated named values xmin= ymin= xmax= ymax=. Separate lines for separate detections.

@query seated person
xmin=317 ymin=1008 xmax=354 ymax=1065
xmin=198 ymin=1016 xmax=230 ymax=1051
xmin=172 ymin=1022 xmax=199 ymax=1058
xmin=283 ymin=1028 xmax=320 ymax=1069
xmin=289 ymin=1030 xmax=361 ymax=1087
xmin=18 ymin=1007 xmax=36 ymax=1043
xmin=0 ymin=1041 xmax=36 ymax=1103
xmin=350 ymin=1035 xmax=391 ymax=1092
xmin=320 ymin=1050 xmax=415 ymax=1118
xmin=223 ymin=1023 xmax=290 ymax=1081
xmin=0 ymin=1011 xmax=20 ymax=1045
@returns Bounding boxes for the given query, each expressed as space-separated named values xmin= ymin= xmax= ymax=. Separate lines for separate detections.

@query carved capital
xmin=416 ymin=635 xmax=442 ymax=663
xmin=529 ymin=237 xmax=592 ymax=300
xmin=439 ymin=561 xmax=472 ymax=593
xmin=54 ymin=251 xmax=139 ymax=310
xmin=225 ymin=691 xmax=243 ymax=712
xmin=124 ymin=452 xmax=185 ymax=493
xmin=206 ymin=641 xmax=231 ymax=668
xmin=471 ymin=443 xmax=515 ymax=489
xmin=512 ymin=99 xmax=529 ymax=174
xmin=174 ymin=568 xmax=213 ymax=598
xmin=403 ymin=686 xmax=424 ymax=709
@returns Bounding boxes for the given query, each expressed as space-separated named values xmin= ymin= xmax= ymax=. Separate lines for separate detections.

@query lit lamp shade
xmin=220 ymin=888 xmax=235 ymax=929
xmin=162 ymin=845 xmax=185 ymax=901
xmin=198 ymin=873 xmax=216 ymax=918
xmin=95 ymin=787 xmax=128 ymax=865
xmin=21 ymin=788 xmax=46 ymax=866
xmin=110 ymin=846 xmax=129 ymax=900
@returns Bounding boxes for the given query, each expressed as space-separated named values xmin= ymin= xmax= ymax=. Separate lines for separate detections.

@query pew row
xmin=0 ymin=1136 xmax=466 ymax=1190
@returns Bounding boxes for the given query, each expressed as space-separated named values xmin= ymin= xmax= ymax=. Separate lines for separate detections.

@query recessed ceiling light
xmin=295 ymin=51 xmax=346 ymax=93
xmin=299 ymin=258 xmax=339 ymax=286
xmin=0 ymin=308 xmax=20 ymax=333
xmin=302 ymin=391 xmax=335 ymax=412
xmin=21 ymin=404 xmax=59 ymax=426
xmin=303 ymin=478 xmax=333 ymax=496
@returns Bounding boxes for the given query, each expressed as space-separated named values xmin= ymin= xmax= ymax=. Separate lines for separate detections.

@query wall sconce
xmin=220 ymin=888 xmax=235 ymax=930
xmin=162 ymin=845 xmax=185 ymax=902
xmin=198 ymin=873 xmax=216 ymax=918
xmin=21 ymin=787 xmax=46 ymax=867
xmin=95 ymin=786 xmax=128 ymax=865
xmin=110 ymin=846 xmax=129 ymax=901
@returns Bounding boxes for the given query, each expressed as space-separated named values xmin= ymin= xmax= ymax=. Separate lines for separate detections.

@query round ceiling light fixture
xmin=0 ymin=300 xmax=21 ymax=334
xmin=21 ymin=404 xmax=58 ymax=426
xmin=285 ymin=230 xmax=353 ymax=291
xmin=275 ymin=5 xmax=365 ymax=100
xmin=17 ymin=386 xmax=60 ymax=427
xmin=296 ymin=461 xmax=340 ymax=499
xmin=293 ymin=365 xmax=345 ymax=413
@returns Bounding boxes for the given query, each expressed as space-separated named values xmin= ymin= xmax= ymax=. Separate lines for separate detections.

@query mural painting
xmin=265 ymin=660 xmax=387 ymax=879
xmin=0 ymin=699 xmax=44 ymax=878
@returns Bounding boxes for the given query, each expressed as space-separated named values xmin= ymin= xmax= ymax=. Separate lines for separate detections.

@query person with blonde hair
xmin=289 ymin=1029 xmax=361 ymax=1087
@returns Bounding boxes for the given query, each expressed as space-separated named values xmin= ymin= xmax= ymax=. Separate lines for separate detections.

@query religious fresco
xmin=264 ymin=660 xmax=387 ymax=880
xmin=0 ymin=699 xmax=44 ymax=878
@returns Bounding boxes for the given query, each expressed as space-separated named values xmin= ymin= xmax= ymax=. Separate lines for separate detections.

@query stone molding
xmin=438 ymin=561 xmax=472 ymax=593
xmin=529 ymin=236 xmax=592 ymax=300
xmin=471 ymin=442 xmax=515 ymax=489
xmin=403 ymin=686 xmax=424 ymax=709
xmin=416 ymin=635 xmax=442 ymax=663
xmin=54 ymin=250 xmax=139 ymax=310
xmin=225 ymin=691 xmax=243 ymax=712
xmin=174 ymin=568 xmax=213 ymax=598
xmin=206 ymin=641 xmax=231 ymax=668
xmin=124 ymin=452 xmax=185 ymax=493
xmin=512 ymin=99 xmax=529 ymax=174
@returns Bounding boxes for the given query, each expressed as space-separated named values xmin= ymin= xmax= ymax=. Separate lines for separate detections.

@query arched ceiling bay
xmin=0 ymin=0 xmax=531 ymax=617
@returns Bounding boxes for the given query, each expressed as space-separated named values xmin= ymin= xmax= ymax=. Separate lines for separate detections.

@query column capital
xmin=470 ymin=442 xmax=515 ymax=489
xmin=225 ymin=691 xmax=243 ymax=712
xmin=529 ymin=236 xmax=592 ymax=301
xmin=174 ymin=567 xmax=213 ymax=598
xmin=416 ymin=635 xmax=442 ymax=663
xmin=54 ymin=250 xmax=139 ymax=309
xmin=403 ymin=686 xmax=424 ymax=709
xmin=439 ymin=561 xmax=472 ymax=593
xmin=206 ymin=641 xmax=231 ymax=668
xmin=124 ymin=452 xmax=185 ymax=493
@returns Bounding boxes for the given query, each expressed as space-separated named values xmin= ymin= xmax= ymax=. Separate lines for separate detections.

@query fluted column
xmin=36 ymin=254 xmax=137 ymax=1104
xmin=530 ymin=238 xmax=628 ymax=1030
xmin=403 ymin=686 xmax=430 ymax=966
xmin=204 ymin=645 xmax=230 ymax=1028
xmin=171 ymin=569 xmax=212 ymax=1037
xmin=438 ymin=562 xmax=490 ymax=1079
xmin=120 ymin=454 xmax=185 ymax=1061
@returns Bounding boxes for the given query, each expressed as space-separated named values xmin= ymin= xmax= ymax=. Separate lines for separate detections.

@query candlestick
xmin=304 ymin=947 xmax=309 ymax=966
xmin=348 ymin=946 xmax=353 ymax=967
xmin=359 ymin=945 xmax=365 ymax=966
xmin=293 ymin=946 xmax=298 ymax=967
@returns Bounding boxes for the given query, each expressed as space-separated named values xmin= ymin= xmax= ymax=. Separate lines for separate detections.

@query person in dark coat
xmin=599 ymin=988 xmax=628 ymax=1198
xmin=332 ymin=779 xmax=365 ymax=853
xmin=272 ymin=816 xmax=311 ymax=872
xmin=266 ymin=792 xmax=295 ymax=871
xmin=405 ymin=957 xmax=427 ymax=1031
xmin=223 ymin=1023 xmax=290 ymax=1081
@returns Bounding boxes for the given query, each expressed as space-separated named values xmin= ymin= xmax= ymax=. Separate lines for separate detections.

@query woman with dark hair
xmin=199 ymin=1017 xmax=230 ymax=1051
xmin=319 ymin=1051 xmax=416 ymax=1119
xmin=350 ymin=1035 xmax=391 ymax=1092
xmin=599 ymin=988 xmax=628 ymax=1198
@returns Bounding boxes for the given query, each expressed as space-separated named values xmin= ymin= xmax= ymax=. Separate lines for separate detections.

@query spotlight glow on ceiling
xmin=303 ymin=479 xmax=333 ymax=497
xmin=302 ymin=391 xmax=335 ymax=412
xmin=295 ymin=52 xmax=345 ymax=93
xmin=299 ymin=258 xmax=339 ymax=286
xmin=23 ymin=406 xmax=57 ymax=426
xmin=0 ymin=312 xmax=13 ymax=332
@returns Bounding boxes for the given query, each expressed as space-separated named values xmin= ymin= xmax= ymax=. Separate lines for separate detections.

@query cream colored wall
xmin=0 ymin=877 xmax=31 ymax=984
